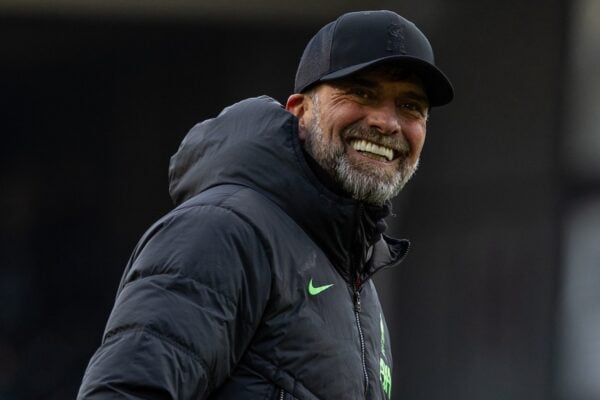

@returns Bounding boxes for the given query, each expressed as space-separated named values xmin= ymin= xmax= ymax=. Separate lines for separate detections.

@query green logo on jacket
xmin=307 ymin=278 xmax=334 ymax=296
xmin=380 ymin=358 xmax=392 ymax=399
xmin=380 ymin=313 xmax=392 ymax=399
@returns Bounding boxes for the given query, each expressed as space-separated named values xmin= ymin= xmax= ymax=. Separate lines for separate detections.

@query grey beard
xmin=334 ymin=151 xmax=418 ymax=205
xmin=303 ymin=108 xmax=418 ymax=205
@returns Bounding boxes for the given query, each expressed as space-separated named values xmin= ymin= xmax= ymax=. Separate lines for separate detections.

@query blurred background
xmin=1 ymin=0 xmax=599 ymax=399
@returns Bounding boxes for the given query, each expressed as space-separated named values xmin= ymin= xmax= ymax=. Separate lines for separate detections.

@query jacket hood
xmin=169 ymin=96 xmax=321 ymax=208
xmin=168 ymin=96 xmax=408 ymax=279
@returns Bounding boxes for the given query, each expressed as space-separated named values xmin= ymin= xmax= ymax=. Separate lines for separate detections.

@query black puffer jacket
xmin=78 ymin=96 xmax=409 ymax=399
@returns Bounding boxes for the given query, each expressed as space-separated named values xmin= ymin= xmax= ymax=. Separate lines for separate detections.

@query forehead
xmin=329 ymin=64 xmax=428 ymax=97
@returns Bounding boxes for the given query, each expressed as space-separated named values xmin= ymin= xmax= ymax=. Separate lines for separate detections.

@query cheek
xmin=319 ymin=117 xmax=346 ymax=146
xmin=405 ymin=124 xmax=427 ymax=159
xmin=323 ymin=104 xmax=364 ymax=135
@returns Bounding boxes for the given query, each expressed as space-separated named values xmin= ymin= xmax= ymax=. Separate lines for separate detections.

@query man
xmin=78 ymin=10 xmax=453 ymax=400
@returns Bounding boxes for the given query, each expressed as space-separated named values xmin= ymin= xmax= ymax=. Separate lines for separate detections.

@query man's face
xmin=287 ymin=66 xmax=429 ymax=205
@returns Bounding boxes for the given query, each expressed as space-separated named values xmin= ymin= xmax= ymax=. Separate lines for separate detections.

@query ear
xmin=286 ymin=94 xmax=307 ymax=117
xmin=286 ymin=94 xmax=311 ymax=141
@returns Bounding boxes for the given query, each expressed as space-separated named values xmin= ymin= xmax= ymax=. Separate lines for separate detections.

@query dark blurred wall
xmin=1 ymin=1 xmax=567 ymax=399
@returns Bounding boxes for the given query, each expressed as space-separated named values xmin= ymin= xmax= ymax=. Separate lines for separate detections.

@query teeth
xmin=350 ymin=139 xmax=394 ymax=161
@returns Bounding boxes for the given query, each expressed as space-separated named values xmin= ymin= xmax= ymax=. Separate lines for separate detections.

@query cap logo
xmin=386 ymin=23 xmax=406 ymax=54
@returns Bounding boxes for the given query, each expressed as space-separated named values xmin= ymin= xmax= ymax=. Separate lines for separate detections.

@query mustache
xmin=341 ymin=123 xmax=411 ymax=157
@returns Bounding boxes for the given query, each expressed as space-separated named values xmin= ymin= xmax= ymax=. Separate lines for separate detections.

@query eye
xmin=398 ymin=101 xmax=428 ymax=118
xmin=399 ymin=102 xmax=420 ymax=111
xmin=348 ymin=87 xmax=373 ymax=99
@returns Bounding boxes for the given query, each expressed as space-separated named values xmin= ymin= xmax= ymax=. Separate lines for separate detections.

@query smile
xmin=349 ymin=139 xmax=395 ymax=161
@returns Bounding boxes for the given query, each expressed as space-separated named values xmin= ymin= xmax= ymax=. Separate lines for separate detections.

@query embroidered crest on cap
xmin=386 ymin=23 xmax=406 ymax=54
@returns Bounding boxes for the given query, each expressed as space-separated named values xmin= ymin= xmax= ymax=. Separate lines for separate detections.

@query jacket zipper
xmin=279 ymin=388 xmax=285 ymax=400
xmin=349 ymin=203 xmax=369 ymax=395
xmin=354 ymin=283 xmax=369 ymax=394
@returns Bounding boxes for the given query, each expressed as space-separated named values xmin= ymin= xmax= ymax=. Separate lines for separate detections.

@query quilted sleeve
xmin=77 ymin=204 xmax=272 ymax=399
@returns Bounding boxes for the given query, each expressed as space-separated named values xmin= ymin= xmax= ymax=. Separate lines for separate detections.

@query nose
xmin=366 ymin=102 xmax=401 ymax=135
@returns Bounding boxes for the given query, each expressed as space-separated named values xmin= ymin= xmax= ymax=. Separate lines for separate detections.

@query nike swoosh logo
xmin=308 ymin=278 xmax=334 ymax=296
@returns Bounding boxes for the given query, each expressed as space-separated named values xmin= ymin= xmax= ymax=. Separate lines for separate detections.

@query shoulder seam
xmin=168 ymin=187 xmax=276 ymax=275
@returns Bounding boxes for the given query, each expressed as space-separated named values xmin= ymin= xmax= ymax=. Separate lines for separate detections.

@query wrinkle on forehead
xmin=326 ymin=71 xmax=430 ymax=112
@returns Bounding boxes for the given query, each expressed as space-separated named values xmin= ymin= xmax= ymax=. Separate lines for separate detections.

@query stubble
xmin=302 ymin=95 xmax=419 ymax=205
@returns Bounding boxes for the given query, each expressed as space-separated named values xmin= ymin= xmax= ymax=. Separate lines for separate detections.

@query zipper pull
xmin=353 ymin=276 xmax=363 ymax=313
xmin=354 ymin=289 xmax=362 ymax=313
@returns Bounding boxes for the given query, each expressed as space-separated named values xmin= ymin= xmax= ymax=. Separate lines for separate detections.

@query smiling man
xmin=78 ymin=10 xmax=453 ymax=400
xmin=287 ymin=65 xmax=430 ymax=205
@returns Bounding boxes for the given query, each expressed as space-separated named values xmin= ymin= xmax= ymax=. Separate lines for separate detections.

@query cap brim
xmin=318 ymin=55 xmax=454 ymax=107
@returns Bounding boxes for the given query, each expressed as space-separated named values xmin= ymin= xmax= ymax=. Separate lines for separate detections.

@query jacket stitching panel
xmin=103 ymin=324 xmax=211 ymax=379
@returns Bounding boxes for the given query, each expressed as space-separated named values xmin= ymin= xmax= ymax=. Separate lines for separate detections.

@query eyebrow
xmin=336 ymin=78 xmax=429 ymax=105
xmin=401 ymin=90 xmax=429 ymax=105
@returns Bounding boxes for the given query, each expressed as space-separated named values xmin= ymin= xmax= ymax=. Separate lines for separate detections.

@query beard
xmin=302 ymin=103 xmax=419 ymax=205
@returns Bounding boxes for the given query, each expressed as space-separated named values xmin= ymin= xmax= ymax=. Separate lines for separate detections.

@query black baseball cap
xmin=294 ymin=10 xmax=454 ymax=107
